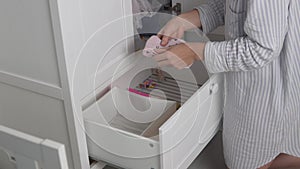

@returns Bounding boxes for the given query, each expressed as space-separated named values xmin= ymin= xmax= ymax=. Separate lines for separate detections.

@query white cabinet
xmin=0 ymin=0 xmax=224 ymax=169
xmin=0 ymin=0 xmax=61 ymax=86
xmin=0 ymin=125 xmax=69 ymax=169
xmin=82 ymin=53 xmax=223 ymax=169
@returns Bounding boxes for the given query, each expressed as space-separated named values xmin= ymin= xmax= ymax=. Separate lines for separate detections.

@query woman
xmin=153 ymin=0 xmax=300 ymax=168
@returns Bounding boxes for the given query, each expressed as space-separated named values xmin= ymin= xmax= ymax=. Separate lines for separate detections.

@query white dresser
xmin=0 ymin=0 xmax=224 ymax=169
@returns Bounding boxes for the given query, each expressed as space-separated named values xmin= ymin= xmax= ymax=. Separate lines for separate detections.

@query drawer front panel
xmin=84 ymin=121 xmax=159 ymax=159
xmin=159 ymin=74 xmax=223 ymax=169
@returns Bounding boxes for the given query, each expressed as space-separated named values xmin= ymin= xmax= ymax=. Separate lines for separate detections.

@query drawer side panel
xmin=159 ymin=74 xmax=224 ymax=169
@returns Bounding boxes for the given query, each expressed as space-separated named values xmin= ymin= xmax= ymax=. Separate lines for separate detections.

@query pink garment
xmin=143 ymin=35 xmax=185 ymax=57
xmin=143 ymin=36 xmax=191 ymax=68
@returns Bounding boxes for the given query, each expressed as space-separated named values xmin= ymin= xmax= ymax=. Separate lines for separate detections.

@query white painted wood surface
xmin=0 ymin=0 xmax=134 ymax=168
xmin=0 ymin=82 xmax=75 ymax=168
xmin=83 ymin=54 xmax=224 ymax=169
xmin=0 ymin=125 xmax=69 ymax=169
xmin=0 ymin=0 xmax=85 ymax=168
xmin=0 ymin=0 xmax=224 ymax=169
xmin=0 ymin=149 xmax=15 ymax=169
xmin=15 ymin=154 xmax=39 ymax=169
xmin=0 ymin=0 xmax=61 ymax=87
xmin=159 ymin=75 xmax=223 ymax=169
xmin=0 ymin=71 xmax=63 ymax=100
xmin=53 ymin=0 xmax=135 ymax=168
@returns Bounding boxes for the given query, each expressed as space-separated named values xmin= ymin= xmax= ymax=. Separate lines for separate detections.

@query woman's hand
xmin=153 ymin=43 xmax=206 ymax=70
xmin=158 ymin=10 xmax=201 ymax=46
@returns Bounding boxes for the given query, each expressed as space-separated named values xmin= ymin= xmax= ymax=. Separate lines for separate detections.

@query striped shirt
xmin=196 ymin=0 xmax=300 ymax=168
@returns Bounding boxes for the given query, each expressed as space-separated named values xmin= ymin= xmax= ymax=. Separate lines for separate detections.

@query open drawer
xmin=83 ymin=53 xmax=223 ymax=169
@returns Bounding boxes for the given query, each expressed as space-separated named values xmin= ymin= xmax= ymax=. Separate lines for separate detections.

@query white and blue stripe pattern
xmin=196 ymin=0 xmax=300 ymax=168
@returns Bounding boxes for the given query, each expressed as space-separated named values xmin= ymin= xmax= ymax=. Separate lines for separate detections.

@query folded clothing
xmin=143 ymin=35 xmax=185 ymax=57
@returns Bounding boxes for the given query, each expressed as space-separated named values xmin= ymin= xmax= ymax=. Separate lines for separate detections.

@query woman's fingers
xmin=161 ymin=36 xmax=170 ymax=46
xmin=159 ymin=31 xmax=184 ymax=46
xmin=151 ymin=43 xmax=206 ymax=69
xmin=158 ymin=17 xmax=186 ymax=46
xmin=157 ymin=32 xmax=164 ymax=39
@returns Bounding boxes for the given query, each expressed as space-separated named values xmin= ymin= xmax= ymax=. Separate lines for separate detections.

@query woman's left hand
xmin=153 ymin=43 xmax=206 ymax=70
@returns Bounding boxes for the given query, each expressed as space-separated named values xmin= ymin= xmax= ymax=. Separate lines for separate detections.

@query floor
xmin=188 ymin=132 xmax=227 ymax=169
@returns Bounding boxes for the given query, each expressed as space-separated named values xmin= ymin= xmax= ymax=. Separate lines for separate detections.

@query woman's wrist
xmin=178 ymin=10 xmax=202 ymax=29
xmin=187 ymin=42 xmax=206 ymax=61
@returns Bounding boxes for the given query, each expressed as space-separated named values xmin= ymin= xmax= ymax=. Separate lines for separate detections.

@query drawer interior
xmin=84 ymin=87 xmax=177 ymax=140
xmin=128 ymin=69 xmax=202 ymax=104
xmin=84 ymin=63 xmax=208 ymax=139
xmin=83 ymin=50 xmax=211 ymax=138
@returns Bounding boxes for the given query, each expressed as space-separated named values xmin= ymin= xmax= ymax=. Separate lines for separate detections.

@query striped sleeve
xmin=194 ymin=0 xmax=225 ymax=34
xmin=204 ymin=0 xmax=290 ymax=73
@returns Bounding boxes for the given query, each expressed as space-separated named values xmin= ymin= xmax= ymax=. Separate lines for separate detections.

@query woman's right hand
xmin=158 ymin=10 xmax=202 ymax=46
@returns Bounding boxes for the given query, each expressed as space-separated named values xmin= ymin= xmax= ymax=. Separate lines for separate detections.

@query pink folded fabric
xmin=143 ymin=36 xmax=191 ymax=68
xmin=143 ymin=36 xmax=185 ymax=57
